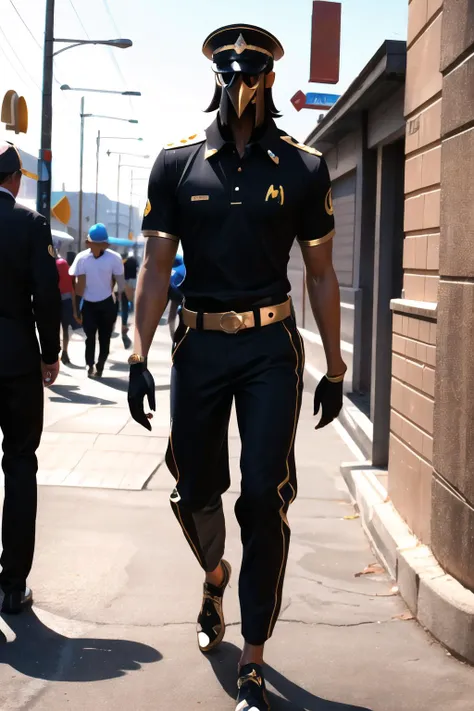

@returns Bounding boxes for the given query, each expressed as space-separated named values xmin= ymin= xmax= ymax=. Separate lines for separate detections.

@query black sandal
xmin=197 ymin=559 xmax=232 ymax=653
xmin=236 ymin=663 xmax=271 ymax=711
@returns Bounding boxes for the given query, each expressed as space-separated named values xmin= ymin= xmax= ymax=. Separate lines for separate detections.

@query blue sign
xmin=305 ymin=92 xmax=340 ymax=108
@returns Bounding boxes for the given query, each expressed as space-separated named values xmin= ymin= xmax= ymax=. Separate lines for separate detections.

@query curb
xmin=341 ymin=464 xmax=474 ymax=664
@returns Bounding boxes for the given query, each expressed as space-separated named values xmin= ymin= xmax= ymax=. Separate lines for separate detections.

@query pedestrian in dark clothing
xmin=0 ymin=141 xmax=61 ymax=615
xmin=128 ymin=25 xmax=346 ymax=711
xmin=121 ymin=252 xmax=138 ymax=349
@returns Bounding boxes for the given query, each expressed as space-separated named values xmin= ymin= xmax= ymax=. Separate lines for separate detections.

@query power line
xmin=101 ymin=0 xmax=134 ymax=112
xmin=8 ymin=0 xmax=42 ymax=49
xmin=6 ymin=0 xmax=64 ymax=86
xmin=0 ymin=23 xmax=41 ymax=91
xmin=68 ymin=0 xmax=91 ymax=40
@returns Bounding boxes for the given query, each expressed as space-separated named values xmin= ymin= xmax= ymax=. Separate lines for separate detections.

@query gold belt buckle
xmin=220 ymin=311 xmax=244 ymax=334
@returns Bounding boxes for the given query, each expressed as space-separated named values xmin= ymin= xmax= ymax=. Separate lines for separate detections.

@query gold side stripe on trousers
xmin=171 ymin=327 xmax=189 ymax=363
xmin=169 ymin=429 xmax=205 ymax=569
xmin=142 ymin=229 xmax=179 ymax=243
xmin=298 ymin=228 xmax=335 ymax=248
xmin=267 ymin=321 xmax=302 ymax=638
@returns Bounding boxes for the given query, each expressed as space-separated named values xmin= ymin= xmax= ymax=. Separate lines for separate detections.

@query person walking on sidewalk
xmin=120 ymin=251 xmax=139 ymax=349
xmin=0 ymin=141 xmax=61 ymax=615
xmin=128 ymin=25 xmax=346 ymax=711
xmin=54 ymin=240 xmax=81 ymax=365
xmin=69 ymin=223 xmax=131 ymax=377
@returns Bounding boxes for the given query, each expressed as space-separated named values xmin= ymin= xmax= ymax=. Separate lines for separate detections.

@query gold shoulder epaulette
xmin=280 ymin=135 xmax=322 ymax=156
xmin=164 ymin=133 xmax=206 ymax=150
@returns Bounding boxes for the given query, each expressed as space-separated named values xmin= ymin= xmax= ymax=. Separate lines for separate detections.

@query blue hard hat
xmin=87 ymin=223 xmax=109 ymax=243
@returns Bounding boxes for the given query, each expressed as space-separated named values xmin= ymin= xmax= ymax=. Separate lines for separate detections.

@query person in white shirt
xmin=69 ymin=223 xmax=131 ymax=377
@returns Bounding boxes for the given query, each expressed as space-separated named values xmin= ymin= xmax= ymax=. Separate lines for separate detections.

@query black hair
xmin=0 ymin=170 xmax=20 ymax=185
xmin=204 ymin=85 xmax=281 ymax=118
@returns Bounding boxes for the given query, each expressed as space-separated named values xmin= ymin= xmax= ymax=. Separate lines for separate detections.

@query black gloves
xmin=128 ymin=361 xmax=156 ymax=431
xmin=314 ymin=375 xmax=344 ymax=430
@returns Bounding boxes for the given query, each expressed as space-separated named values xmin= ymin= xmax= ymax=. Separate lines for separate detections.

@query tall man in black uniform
xmin=128 ymin=25 xmax=346 ymax=710
xmin=0 ymin=142 xmax=61 ymax=614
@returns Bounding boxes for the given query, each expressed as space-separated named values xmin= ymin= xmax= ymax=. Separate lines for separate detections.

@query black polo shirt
xmin=142 ymin=118 xmax=334 ymax=309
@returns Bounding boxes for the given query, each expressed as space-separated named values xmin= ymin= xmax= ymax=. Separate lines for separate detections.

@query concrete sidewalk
xmin=38 ymin=324 xmax=172 ymax=489
xmin=0 ymin=321 xmax=473 ymax=710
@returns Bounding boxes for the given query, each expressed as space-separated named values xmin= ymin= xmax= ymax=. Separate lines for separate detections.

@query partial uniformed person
xmin=128 ymin=24 xmax=347 ymax=710
xmin=0 ymin=141 xmax=61 ymax=614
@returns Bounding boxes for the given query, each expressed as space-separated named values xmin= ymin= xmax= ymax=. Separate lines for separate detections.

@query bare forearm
xmin=307 ymin=267 xmax=346 ymax=376
xmin=133 ymin=268 xmax=169 ymax=357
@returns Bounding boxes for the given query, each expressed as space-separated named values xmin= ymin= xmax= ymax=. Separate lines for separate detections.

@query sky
xmin=0 ymin=0 xmax=408 ymax=216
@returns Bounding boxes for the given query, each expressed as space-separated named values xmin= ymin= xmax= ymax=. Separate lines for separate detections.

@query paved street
xmin=0 ymin=320 xmax=473 ymax=710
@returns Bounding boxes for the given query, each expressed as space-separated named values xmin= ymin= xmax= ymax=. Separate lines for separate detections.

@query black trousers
xmin=0 ymin=371 xmax=43 ymax=594
xmin=165 ymin=316 xmax=304 ymax=645
xmin=82 ymin=296 xmax=116 ymax=367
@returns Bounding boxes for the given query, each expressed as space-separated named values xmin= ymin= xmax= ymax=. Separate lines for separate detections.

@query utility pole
xmin=94 ymin=129 xmax=100 ymax=223
xmin=78 ymin=97 xmax=85 ymax=251
xmin=37 ymin=0 xmax=55 ymax=218
xmin=116 ymin=154 xmax=121 ymax=238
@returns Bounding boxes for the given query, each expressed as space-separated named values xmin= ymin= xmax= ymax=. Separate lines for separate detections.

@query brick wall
xmin=387 ymin=0 xmax=443 ymax=545
xmin=389 ymin=313 xmax=437 ymax=542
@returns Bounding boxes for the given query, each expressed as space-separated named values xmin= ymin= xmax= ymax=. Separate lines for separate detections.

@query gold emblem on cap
xmin=325 ymin=188 xmax=333 ymax=216
xmin=144 ymin=199 xmax=152 ymax=217
xmin=235 ymin=33 xmax=247 ymax=54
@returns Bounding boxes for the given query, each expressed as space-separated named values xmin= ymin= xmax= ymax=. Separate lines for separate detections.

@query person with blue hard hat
xmin=69 ymin=224 xmax=132 ymax=377
xmin=167 ymin=253 xmax=186 ymax=339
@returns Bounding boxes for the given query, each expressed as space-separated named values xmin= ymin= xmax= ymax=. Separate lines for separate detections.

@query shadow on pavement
xmin=0 ymin=610 xmax=162 ymax=682
xmin=99 ymin=376 xmax=170 ymax=394
xmin=49 ymin=384 xmax=116 ymax=406
xmin=206 ymin=642 xmax=373 ymax=711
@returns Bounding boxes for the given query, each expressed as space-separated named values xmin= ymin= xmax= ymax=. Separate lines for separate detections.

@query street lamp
xmin=60 ymin=85 xmax=141 ymax=97
xmin=37 ymin=0 xmax=134 ymax=218
xmin=94 ymin=136 xmax=144 ymax=222
xmin=60 ymin=83 xmax=140 ymax=249
xmin=53 ymin=38 xmax=132 ymax=56
xmin=76 ymin=102 xmax=139 ymax=249
xmin=106 ymin=151 xmax=151 ymax=238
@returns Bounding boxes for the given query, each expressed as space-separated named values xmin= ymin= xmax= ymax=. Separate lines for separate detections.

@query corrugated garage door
xmin=332 ymin=171 xmax=356 ymax=287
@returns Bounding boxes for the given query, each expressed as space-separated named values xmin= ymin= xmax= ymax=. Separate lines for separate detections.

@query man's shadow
xmin=49 ymin=384 xmax=116 ymax=406
xmin=0 ymin=610 xmax=161 ymax=682
xmin=205 ymin=642 xmax=373 ymax=711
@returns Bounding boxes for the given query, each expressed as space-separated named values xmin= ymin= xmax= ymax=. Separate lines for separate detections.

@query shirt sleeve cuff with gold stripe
xmin=298 ymin=228 xmax=335 ymax=248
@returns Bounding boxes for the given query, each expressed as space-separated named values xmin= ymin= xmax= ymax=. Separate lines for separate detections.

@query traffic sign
xmin=305 ymin=93 xmax=340 ymax=109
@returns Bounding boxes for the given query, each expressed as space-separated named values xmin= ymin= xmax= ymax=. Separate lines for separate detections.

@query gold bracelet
xmin=326 ymin=372 xmax=346 ymax=384
xmin=128 ymin=354 xmax=145 ymax=365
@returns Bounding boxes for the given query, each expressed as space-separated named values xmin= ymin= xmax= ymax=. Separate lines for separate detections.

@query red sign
xmin=310 ymin=1 xmax=341 ymax=84
xmin=290 ymin=90 xmax=307 ymax=112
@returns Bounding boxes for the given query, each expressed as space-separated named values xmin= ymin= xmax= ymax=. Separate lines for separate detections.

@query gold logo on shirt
xmin=325 ymin=188 xmax=333 ymax=216
xmin=143 ymin=199 xmax=152 ymax=217
xmin=265 ymin=184 xmax=285 ymax=206
xmin=191 ymin=195 xmax=210 ymax=202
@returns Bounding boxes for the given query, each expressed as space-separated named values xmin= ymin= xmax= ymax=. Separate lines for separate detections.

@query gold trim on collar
xmin=142 ymin=230 xmax=179 ymax=243
xmin=280 ymin=135 xmax=322 ymax=156
xmin=204 ymin=147 xmax=219 ymax=160
xmin=299 ymin=229 xmax=335 ymax=248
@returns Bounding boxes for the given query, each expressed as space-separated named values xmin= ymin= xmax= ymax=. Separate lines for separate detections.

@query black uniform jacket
xmin=0 ymin=191 xmax=60 ymax=376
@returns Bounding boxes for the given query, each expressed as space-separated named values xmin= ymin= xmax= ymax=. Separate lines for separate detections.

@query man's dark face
xmin=215 ymin=68 xmax=275 ymax=128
